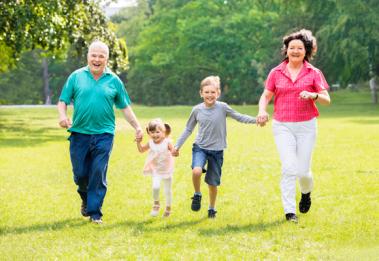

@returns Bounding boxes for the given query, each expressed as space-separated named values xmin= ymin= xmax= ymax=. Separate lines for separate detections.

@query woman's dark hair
xmin=281 ymin=29 xmax=317 ymax=61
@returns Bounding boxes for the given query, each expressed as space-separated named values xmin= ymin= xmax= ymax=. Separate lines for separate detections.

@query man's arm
xmin=57 ymin=101 xmax=72 ymax=128
xmin=121 ymin=106 xmax=143 ymax=141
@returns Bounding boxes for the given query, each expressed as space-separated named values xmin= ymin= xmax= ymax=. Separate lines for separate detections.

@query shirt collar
xmin=276 ymin=60 xmax=312 ymax=73
xmin=84 ymin=66 xmax=112 ymax=75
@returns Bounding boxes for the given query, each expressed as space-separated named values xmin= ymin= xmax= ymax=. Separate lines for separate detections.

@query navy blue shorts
xmin=191 ymin=144 xmax=224 ymax=186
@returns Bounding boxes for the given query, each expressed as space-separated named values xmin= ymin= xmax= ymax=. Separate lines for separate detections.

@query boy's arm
xmin=224 ymin=103 xmax=256 ymax=124
xmin=174 ymin=108 xmax=197 ymax=150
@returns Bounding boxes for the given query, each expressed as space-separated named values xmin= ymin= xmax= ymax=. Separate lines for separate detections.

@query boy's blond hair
xmin=200 ymin=76 xmax=221 ymax=91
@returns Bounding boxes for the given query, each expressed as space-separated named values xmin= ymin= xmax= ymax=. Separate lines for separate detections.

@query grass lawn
xmin=0 ymin=89 xmax=378 ymax=260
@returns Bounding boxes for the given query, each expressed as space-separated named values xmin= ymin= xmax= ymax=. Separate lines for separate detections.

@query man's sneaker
xmin=285 ymin=213 xmax=298 ymax=223
xmin=81 ymin=201 xmax=89 ymax=217
xmin=208 ymin=209 xmax=217 ymax=218
xmin=299 ymin=192 xmax=311 ymax=213
xmin=191 ymin=194 xmax=202 ymax=211
xmin=90 ymin=217 xmax=103 ymax=224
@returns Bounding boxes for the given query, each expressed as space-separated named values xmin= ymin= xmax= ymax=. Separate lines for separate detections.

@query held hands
xmin=59 ymin=117 xmax=72 ymax=129
xmin=299 ymin=91 xmax=318 ymax=100
xmin=135 ymin=128 xmax=143 ymax=143
xmin=171 ymin=148 xmax=179 ymax=157
xmin=256 ymin=111 xmax=269 ymax=127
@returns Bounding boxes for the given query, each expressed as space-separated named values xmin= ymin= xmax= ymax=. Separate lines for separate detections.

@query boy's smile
xmin=200 ymin=85 xmax=220 ymax=107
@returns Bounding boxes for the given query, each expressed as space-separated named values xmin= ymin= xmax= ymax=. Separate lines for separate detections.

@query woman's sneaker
xmin=285 ymin=213 xmax=298 ymax=223
xmin=299 ymin=192 xmax=311 ymax=213
xmin=191 ymin=194 xmax=202 ymax=211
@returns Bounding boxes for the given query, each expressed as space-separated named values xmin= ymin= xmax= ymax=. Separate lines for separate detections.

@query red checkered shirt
xmin=265 ymin=60 xmax=329 ymax=122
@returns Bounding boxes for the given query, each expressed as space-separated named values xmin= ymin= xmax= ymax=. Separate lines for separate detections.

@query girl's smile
xmin=149 ymin=129 xmax=165 ymax=144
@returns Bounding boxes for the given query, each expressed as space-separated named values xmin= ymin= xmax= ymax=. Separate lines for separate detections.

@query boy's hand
xmin=171 ymin=148 xmax=179 ymax=157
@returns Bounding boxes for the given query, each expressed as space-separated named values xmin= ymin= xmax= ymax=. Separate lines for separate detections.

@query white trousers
xmin=272 ymin=118 xmax=317 ymax=214
xmin=152 ymin=176 xmax=172 ymax=206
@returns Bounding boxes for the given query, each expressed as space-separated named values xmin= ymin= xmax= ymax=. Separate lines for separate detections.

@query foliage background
xmin=0 ymin=0 xmax=378 ymax=105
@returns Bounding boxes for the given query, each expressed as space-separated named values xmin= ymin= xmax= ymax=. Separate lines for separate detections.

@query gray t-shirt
xmin=175 ymin=101 xmax=256 ymax=151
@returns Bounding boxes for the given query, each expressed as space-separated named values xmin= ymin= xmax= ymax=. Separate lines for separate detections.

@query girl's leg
xmin=208 ymin=185 xmax=217 ymax=209
xmin=162 ymin=178 xmax=172 ymax=217
xmin=151 ymin=176 xmax=161 ymax=216
xmin=273 ymin=120 xmax=298 ymax=215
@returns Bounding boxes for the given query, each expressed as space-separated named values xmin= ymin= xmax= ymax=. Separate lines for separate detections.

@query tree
xmin=0 ymin=0 xmax=129 ymax=104
xmin=123 ymin=0 xmax=278 ymax=105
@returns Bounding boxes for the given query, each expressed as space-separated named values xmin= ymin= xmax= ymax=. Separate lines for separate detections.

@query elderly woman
xmin=257 ymin=29 xmax=331 ymax=222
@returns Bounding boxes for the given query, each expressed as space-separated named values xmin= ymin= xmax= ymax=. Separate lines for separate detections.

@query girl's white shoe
xmin=150 ymin=204 xmax=160 ymax=217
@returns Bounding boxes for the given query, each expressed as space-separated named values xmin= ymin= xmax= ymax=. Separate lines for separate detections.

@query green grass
xmin=1 ymin=89 xmax=378 ymax=260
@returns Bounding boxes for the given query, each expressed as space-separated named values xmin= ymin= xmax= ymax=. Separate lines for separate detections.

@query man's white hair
xmin=88 ymin=40 xmax=109 ymax=58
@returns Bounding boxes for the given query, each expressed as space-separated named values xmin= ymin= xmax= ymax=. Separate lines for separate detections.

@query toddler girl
xmin=137 ymin=118 xmax=175 ymax=217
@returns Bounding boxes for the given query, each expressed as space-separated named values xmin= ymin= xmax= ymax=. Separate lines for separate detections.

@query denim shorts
xmin=191 ymin=144 xmax=224 ymax=186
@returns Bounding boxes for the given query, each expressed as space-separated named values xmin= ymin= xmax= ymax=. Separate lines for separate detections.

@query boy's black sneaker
xmin=299 ymin=192 xmax=311 ymax=213
xmin=208 ymin=209 xmax=217 ymax=218
xmin=285 ymin=213 xmax=298 ymax=223
xmin=81 ymin=201 xmax=89 ymax=217
xmin=191 ymin=194 xmax=202 ymax=211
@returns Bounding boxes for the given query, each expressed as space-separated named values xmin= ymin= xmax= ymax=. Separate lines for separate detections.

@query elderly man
xmin=58 ymin=40 xmax=143 ymax=224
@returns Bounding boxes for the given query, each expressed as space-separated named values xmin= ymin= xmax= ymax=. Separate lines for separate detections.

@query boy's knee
xmin=192 ymin=167 xmax=203 ymax=176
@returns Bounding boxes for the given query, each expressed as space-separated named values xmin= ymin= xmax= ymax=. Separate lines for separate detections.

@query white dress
xmin=143 ymin=138 xmax=174 ymax=178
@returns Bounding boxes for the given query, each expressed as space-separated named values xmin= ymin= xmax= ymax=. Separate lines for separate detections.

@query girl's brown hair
xmin=146 ymin=118 xmax=171 ymax=137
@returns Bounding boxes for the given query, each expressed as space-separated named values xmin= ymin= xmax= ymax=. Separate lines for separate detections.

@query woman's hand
xmin=256 ymin=111 xmax=269 ymax=127
xmin=299 ymin=91 xmax=318 ymax=100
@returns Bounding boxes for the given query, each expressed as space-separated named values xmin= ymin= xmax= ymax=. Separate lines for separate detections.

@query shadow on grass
xmin=198 ymin=219 xmax=285 ymax=236
xmin=0 ymin=218 xmax=88 ymax=236
xmin=104 ymin=217 xmax=208 ymax=234
xmin=0 ymin=122 xmax=64 ymax=147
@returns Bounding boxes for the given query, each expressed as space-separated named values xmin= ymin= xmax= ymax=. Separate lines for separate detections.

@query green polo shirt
xmin=59 ymin=66 xmax=131 ymax=134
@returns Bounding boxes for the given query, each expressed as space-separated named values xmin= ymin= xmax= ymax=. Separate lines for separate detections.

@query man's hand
xmin=135 ymin=127 xmax=143 ymax=142
xmin=59 ymin=117 xmax=72 ymax=129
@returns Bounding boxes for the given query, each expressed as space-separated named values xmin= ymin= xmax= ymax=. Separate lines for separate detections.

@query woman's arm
xmin=299 ymin=90 xmax=331 ymax=105
xmin=257 ymin=89 xmax=274 ymax=126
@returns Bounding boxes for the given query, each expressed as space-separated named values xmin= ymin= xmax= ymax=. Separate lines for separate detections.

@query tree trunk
xmin=42 ymin=57 xmax=51 ymax=105
xmin=370 ymin=77 xmax=378 ymax=104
